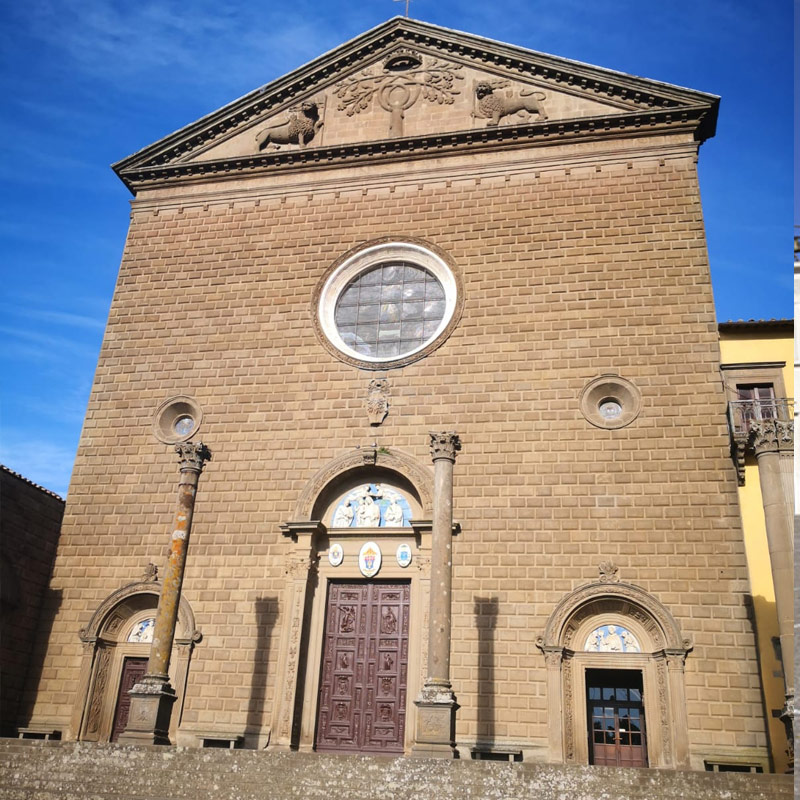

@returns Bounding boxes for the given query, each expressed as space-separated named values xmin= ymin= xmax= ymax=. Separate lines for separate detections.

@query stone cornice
xmin=116 ymin=106 xmax=709 ymax=193
xmin=112 ymin=18 xmax=718 ymax=194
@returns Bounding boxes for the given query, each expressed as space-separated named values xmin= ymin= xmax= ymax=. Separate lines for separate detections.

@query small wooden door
xmin=587 ymin=669 xmax=647 ymax=768
xmin=110 ymin=657 xmax=148 ymax=742
xmin=315 ymin=582 xmax=409 ymax=754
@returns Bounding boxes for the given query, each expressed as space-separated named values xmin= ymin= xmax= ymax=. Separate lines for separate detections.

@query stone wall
xmin=0 ymin=466 xmax=64 ymax=736
xmin=25 ymin=134 xmax=768 ymax=766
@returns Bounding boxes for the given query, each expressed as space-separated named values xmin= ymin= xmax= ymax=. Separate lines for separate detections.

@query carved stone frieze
xmin=429 ymin=432 xmax=461 ymax=462
xmin=473 ymin=80 xmax=547 ymax=126
xmin=335 ymin=57 xmax=463 ymax=138
xmin=255 ymin=99 xmax=325 ymax=151
xmin=656 ymin=659 xmax=672 ymax=762
xmin=367 ymin=378 xmax=390 ymax=426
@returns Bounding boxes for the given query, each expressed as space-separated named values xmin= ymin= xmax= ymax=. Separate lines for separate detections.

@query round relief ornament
xmin=358 ymin=541 xmax=382 ymax=578
xmin=396 ymin=543 xmax=412 ymax=568
xmin=328 ymin=543 xmax=344 ymax=567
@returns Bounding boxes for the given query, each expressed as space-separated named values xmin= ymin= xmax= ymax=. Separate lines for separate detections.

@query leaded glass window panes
xmin=334 ymin=262 xmax=446 ymax=359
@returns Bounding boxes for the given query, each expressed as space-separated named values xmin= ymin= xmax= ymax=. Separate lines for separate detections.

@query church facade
xmin=21 ymin=18 xmax=781 ymax=771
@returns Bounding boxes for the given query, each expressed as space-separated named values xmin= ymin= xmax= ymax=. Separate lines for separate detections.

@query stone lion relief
xmin=255 ymin=100 xmax=324 ymax=150
xmin=473 ymin=80 xmax=548 ymax=126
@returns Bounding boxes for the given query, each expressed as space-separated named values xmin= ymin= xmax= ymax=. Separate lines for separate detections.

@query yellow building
xmin=719 ymin=319 xmax=794 ymax=772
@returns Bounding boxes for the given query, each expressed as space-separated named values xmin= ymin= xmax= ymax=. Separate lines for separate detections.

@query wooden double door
xmin=315 ymin=581 xmax=410 ymax=754
xmin=587 ymin=669 xmax=648 ymax=767
xmin=110 ymin=657 xmax=148 ymax=742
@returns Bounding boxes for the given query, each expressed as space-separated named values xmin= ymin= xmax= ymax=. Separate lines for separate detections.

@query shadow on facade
xmin=746 ymin=592 xmax=790 ymax=772
xmin=15 ymin=588 xmax=63 ymax=734
xmin=474 ymin=596 xmax=498 ymax=748
xmin=246 ymin=596 xmax=279 ymax=739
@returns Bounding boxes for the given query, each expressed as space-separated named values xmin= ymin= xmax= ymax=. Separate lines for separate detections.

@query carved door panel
xmin=316 ymin=581 xmax=409 ymax=754
xmin=110 ymin=657 xmax=147 ymax=742
xmin=587 ymin=669 xmax=647 ymax=768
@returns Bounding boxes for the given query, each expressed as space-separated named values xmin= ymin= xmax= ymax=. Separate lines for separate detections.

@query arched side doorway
xmin=274 ymin=447 xmax=435 ymax=755
xmin=72 ymin=579 xmax=200 ymax=742
xmin=538 ymin=580 xmax=692 ymax=769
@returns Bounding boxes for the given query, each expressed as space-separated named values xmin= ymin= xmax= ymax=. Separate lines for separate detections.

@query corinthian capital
xmin=175 ymin=441 xmax=212 ymax=472
xmin=429 ymin=432 xmax=461 ymax=462
xmin=750 ymin=420 xmax=794 ymax=456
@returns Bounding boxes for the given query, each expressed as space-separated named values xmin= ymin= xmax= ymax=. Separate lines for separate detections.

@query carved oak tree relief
xmin=335 ymin=50 xmax=463 ymax=138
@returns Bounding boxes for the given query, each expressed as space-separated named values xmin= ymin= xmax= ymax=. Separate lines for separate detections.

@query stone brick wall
xmin=0 ymin=466 xmax=64 ymax=735
xmin=25 ymin=134 xmax=768 ymax=766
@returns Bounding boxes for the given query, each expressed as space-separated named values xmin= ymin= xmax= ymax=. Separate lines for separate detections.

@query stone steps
xmin=0 ymin=739 xmax=792 ymax=800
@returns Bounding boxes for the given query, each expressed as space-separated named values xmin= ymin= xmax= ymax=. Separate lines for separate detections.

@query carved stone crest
xmin=598 ymin=561 xmax=619 ymax=583
xmin=335 ymin=58 xmax=463 ymax=138
xmin=367 ymin=378 xmax=390 ymax=426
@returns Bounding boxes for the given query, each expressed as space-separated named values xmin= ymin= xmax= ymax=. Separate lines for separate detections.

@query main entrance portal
xmin=315 ymin=581 xmax=409 ymax=754
xmin=586 ymin=669 xmax=648 ymax=767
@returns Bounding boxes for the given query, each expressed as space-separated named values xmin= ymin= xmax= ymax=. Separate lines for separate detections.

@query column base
xmin=411 ymin=682 xmax=458 ymax=759
xmin=117 ymin=677 xmax=176 ymax=746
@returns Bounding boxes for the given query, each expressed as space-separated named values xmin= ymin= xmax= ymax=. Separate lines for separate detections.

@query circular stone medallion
xmin=396 ymin=543 xmax=412 ymax=568
xmin=358 ymin=541 xmax=382 ymax=578
xmin=328 ymin=543 xmax=344 ymax=567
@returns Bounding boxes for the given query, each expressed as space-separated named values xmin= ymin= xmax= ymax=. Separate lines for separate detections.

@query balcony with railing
xmin=727 ymin=397 xmax=794 ymax=484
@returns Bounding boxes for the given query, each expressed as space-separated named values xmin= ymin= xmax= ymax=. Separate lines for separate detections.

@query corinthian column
xmin=750 ymin=419 xmax=795 ymax=756
xmin=119 ymin=441 xmax=211 ymax=745
xmin=412 ymin=431 xmax=460 ymax=758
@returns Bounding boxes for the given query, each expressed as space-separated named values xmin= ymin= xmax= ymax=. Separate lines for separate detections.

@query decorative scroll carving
xmin=562 ymin=651 xmax=575 ymax=762
xmin=367 ymin=378 xmax=390 ymax=426
xmin=86 ymin=647 xmax=111 ymax=736
xmin=656 ymin=659 xmax=672 ymax=763
xmin=473 ymin=81 xmax=547 ymax=126
xmin=335 ymin=59 xmax=463 ymax=138
xmin=598 ymin=561 xmax=619 ymax=583
xmin=429 ymin=432 xmax=461 ymax=462
xmin=750 ymin=419 xmax=794 ymax=456
xmin=255 ymin=101 xmax=324 ymax=150
xmin=175 ymin=441 xmax=212 ymax=472
xmin=731 ymin=432 xmax=748 ymax=486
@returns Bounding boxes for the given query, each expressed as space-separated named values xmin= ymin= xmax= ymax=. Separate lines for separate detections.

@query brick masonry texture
xmin=24 ymin=141 xmax=767 ymax=761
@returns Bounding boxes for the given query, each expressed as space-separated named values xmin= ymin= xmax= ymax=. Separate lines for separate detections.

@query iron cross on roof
xmin=393 ymin=0 xmax=411 ymax=17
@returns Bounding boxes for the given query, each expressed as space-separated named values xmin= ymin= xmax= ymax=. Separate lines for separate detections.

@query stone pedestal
xmin=412 ymin=432 xmax=460 ymax=758
xmin=117 ymin=679 xmax=176 ymax=746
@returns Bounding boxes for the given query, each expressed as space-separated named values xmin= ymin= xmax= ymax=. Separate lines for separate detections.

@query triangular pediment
xmin=114 ymin=18 xmax=718 ymax=192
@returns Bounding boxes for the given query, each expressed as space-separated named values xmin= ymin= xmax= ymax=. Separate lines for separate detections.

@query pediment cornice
xmin=113 ymin=17 xmax=718 ymax=193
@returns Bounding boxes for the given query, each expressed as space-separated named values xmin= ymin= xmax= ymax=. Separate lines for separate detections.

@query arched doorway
xmin=73 ymin=579 xmax=199 ymax=742
xmin=538 ymin=579 xmax=692 ymax=769
xmin=273 ymin=447 xmax=435 ymax=754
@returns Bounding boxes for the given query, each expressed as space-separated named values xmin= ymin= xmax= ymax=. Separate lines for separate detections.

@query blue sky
xmin=0 ymin=1 xmax=793 ymax=497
